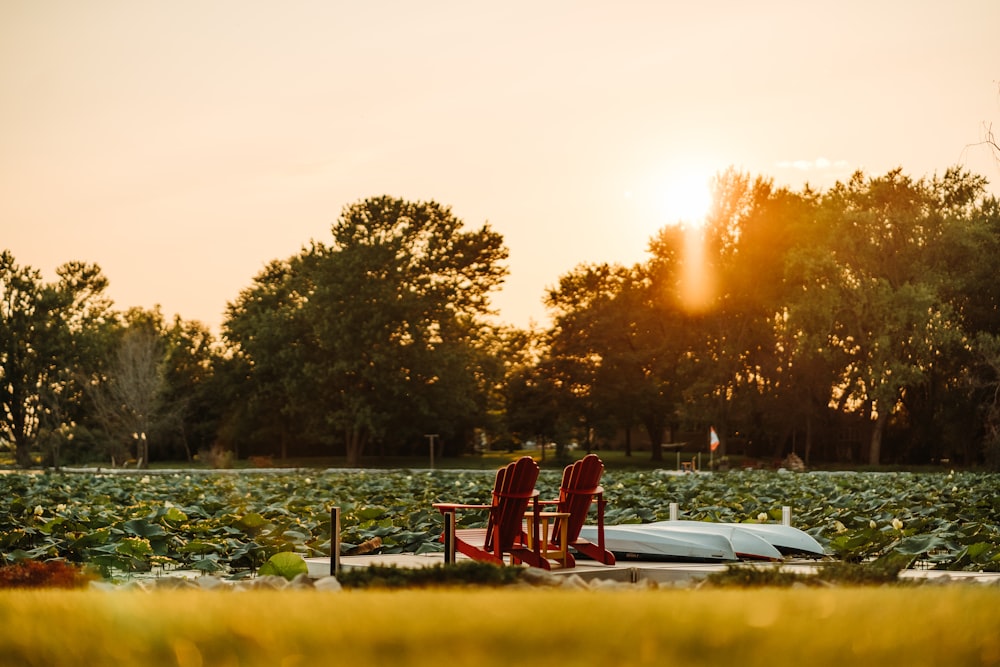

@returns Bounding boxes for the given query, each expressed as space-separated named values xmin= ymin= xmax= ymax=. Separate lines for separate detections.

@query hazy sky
xmin=3 ymin=1 xmax=998 ymax=332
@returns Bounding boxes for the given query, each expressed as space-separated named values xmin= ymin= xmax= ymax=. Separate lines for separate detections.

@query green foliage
xmin=222 ymin=196 xmax=510 ymax=463
xmin=0 ymin=252 xmax=117 ymax=467
xmin=258 ymin=552 xmax=308 ymax=580
xmin=704 ymin=564 xmax=813 ymax=587
xmin=0 ymin=251 xmax=225 ymax=469
xmin=545 ymin=167 xmax=1000 ymax=466
xmin=0 ymin=469 xmax=997 ymax=580
xmin=704 ymin=558 xmax=913 ymax=588
xmin=336 ymin=561 xmax=525 ymax=589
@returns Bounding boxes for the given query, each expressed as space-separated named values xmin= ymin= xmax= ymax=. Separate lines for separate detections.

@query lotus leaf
xmin=258 ymin=552 xmax=308 ymax=580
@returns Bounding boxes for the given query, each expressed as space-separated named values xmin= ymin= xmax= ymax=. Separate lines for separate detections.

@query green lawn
xmin=2 ymin=587 xmax=997 ymax=667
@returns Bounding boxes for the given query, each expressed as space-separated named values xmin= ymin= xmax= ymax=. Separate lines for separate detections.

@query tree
xmin=222 ymin=258 xmax=313 ymax=459
xmin=543 ymin=258 xmax=701 ymax=462
xmin=0 ymin=252 xmax=115 ymax=467
xmin=86 ymin=309 xmax=168 ymax=467
xmin=309 ymin=197 xmax=507 ymax=465
xmin=0 ymin=251 xmax=49 ymax=466
xmin=157 ymin=316 xmax=223 ymax=461
xmin=786 ymin=169 xmax=986 ymax=464
xmin=224 ymin=196 xmax=509 ymax=466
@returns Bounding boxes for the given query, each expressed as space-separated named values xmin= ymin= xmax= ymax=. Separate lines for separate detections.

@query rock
xmin=519 ymin=568 xmax=561 ymax=587
xmin=314 ymin=576 xmax=343 ymax=592
xmin=558 ymin=574 xmax=591 ymax=590
xmin=252 ymin=575 xmax=289 ymax=590
xmin=155 ymin=577 xmax=200 ymax=591
xmin=194 ymin=576 xmax=227 ymax=591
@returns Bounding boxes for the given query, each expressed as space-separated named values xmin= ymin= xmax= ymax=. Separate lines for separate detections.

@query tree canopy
xmin=4 ymin=171 xmax=1000 ymax=469
xmin=223 ymin=196 xmax=509 ymax=465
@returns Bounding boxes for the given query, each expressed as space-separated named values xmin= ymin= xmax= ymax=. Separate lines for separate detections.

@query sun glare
xmin=656 ymin=172 xmax=713 ymax=228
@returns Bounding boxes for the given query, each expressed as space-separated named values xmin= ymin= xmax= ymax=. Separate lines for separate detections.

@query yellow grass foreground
xmin=1 ymin=587 xmax=998 ymax=667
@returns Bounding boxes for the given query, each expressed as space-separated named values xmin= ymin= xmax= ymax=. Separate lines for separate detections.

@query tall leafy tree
xmin=0 ymin=252 xmax=114 ymax=467
xmin=158 ymin=316 xmax=223 ymax=461
xmin=308 ymin=197 xmax=507 ymax=464
xmin=223 ymin=258 xmax=314 ymax=459
xmin=786 ymin=169 xmax=983 ymax=464
xmin=0 ymin=251 xmax=49 ymax=466
xmin=544 ymin=258 xmax=700 ymax=462
xmin=224 ymin=196 xmax=508 ymax=465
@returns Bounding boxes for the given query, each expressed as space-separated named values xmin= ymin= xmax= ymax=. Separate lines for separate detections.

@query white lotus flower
xmin=757 ymin=512 xmax=768 ymax=522
xmin=892 ymin=518 xmax=904 ymax=531
xmin=869 ymin=520 xmax=877 ymax=529
xmin=33 ymin=505 xmax=43 ymax=516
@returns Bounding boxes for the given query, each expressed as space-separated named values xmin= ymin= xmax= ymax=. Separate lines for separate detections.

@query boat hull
xmin=578 ymin=524 xmax=738 ymax=562
xmin=577 ymin=520 xmax=826 ymax=562
xmin=651 ymin=520 xmax=826 ymax=557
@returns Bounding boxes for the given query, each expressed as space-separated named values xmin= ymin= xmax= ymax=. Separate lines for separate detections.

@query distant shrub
xmin=197 ymin=444 xmax=234 ymax=468
xmin=703 ymin=558 xmax=913 ymax=588
xmin=336 ymin=561 xmax=526 ymax=589
xmin=0 ymin=560 xmax=95 ymax=589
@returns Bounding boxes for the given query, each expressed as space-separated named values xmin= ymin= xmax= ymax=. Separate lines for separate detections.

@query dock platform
xmin=304 ymin=554 xmax=1000 ymax=586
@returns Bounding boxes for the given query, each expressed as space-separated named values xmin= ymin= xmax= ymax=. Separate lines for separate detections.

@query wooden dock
xmin=304 ymin=554 xmax=1000 ymax=586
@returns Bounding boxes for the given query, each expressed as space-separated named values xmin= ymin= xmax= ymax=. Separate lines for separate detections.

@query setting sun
xmin=655 ymin=171 xmax=714 ymax=228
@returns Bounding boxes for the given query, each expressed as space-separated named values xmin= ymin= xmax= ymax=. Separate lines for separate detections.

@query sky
xmin=2 ymin=1 xmax=998 ymax=333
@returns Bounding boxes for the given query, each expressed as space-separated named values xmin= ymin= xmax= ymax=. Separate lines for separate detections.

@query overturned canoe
xmin=578 ymin=520 xmax=825 ymax=562
xmin=650 ymin=520 xmax=826 ymax=558
xmin=577 ymin=524 xmax=738 ymax=562
xmin=643 ymin=521 xmax=782 ymax=560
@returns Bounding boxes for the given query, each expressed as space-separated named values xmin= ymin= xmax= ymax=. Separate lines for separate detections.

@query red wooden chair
xmin=433 ymin=456 xmax=552 ymax=569
xmin=543 ymin=454 xmax=616 ymax=566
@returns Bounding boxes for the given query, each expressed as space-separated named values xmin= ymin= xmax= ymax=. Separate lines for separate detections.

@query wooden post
xmin=782 ymin=505 xmax=792 ymax=526
xmin=330 ymin=506 xmax=341 ymax=576
xmin=443 ymin=511 xmax=456 ymax=564
xmin=669 ymin=502 xmax=679 ymax=521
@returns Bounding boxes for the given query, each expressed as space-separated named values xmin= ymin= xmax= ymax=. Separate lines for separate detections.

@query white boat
xmin=643 ymin=521 xmax=782 ymax=560
xmin=577 ymin=520 xmax=825 ymax=563
xmin=577 ymin=524 xmax=738 ymax=562
xmin=650 ymin=520 xmax=826 ymax=558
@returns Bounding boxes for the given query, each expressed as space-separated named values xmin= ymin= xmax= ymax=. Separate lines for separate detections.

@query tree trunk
xmin=869 ymin=410 xmax=890 ymax=466
xmin=14 ymin=435 xmax=32 ymax=468
xmin=644 ymin=420 xmax=664 ymax=462
xmin=804 ymin=414 xmax=813 ymax=466
xmin=345 ymin=425 xmax=365 ymax=467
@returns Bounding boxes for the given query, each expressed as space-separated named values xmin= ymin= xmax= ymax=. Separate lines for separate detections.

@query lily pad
xmin=258 ymin=552 xmax=308 ymax=580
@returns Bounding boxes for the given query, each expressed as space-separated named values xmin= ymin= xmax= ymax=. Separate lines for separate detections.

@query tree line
xmin=3 ymin=170 xmax=1000 ymax=469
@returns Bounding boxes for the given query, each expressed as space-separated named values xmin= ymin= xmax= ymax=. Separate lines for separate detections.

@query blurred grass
xmin=1 ymin=587 xmax=998 ymax=667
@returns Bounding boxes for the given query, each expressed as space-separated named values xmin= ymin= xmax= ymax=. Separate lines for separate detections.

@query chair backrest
xmin=555 ymin=454 xmax=605 ymax=544
xmin=483 ymin=456 xmax=539 ymax=553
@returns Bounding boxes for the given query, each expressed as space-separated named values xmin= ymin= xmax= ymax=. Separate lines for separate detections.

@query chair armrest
xmin=432 ymin=503 xmax=491 ymax=513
